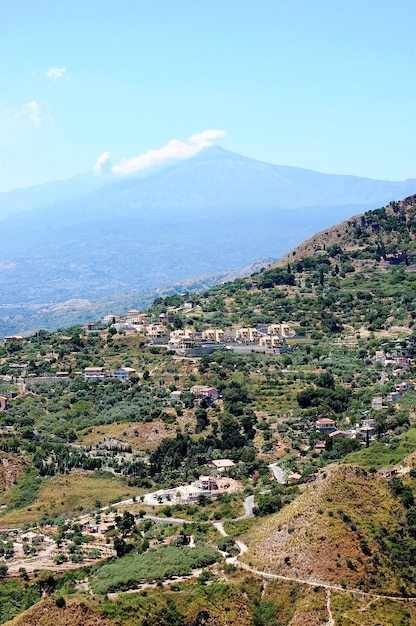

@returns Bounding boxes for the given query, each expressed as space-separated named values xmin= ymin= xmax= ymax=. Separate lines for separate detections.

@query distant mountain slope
xmin=2 ymin=146 xmax=415 ymax=220
xmin=0 ymin=172 xmax=106 ymax=221
xmin=0 ymin=147 xmax=415 ymax=335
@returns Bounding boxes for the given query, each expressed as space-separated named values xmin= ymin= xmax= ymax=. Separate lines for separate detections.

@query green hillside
xmin=0 ymin=197 xmax=416 ymax=624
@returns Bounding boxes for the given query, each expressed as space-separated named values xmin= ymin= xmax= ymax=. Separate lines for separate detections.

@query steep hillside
xmin=278 ymin=194 xmax=416 ymax=267
xmin=4 ymin=598 xmax=115 ymax=626
xmin=5 ymin=578 xmax=416 ymax=626
xmin=241 ymin=465 xmax=416 ymax=596
xmin=0 ymin=453 xmax=26 ymax=496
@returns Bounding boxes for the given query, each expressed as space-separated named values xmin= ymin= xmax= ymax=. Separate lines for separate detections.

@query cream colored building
xmin=235 ymin=327 xmax=263 ymax=342
xmin=129 ymin=314 xmax=148 ymax=326
xmin=170 ymin=328 xmax=196 ymax=341
xmin=259 ymin=335 xmax=282 ymax=348
xmin=146 ymin=324 xmax=167 ymax=338
xmin=125 ymin=310 xmax=141 ymax=319
xmin=267 ymin=323 xmax=295 ymax=338
xmin=202 ymin=329 xmax=225 ymax=342
xmin=168 ymin=335 xmax=196 ymax=350
xmin=84 ymin=366 xmax=106 ymax=379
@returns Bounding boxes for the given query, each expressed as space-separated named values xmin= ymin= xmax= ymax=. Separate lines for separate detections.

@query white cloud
xmin=188 ymin=129 xmax=227 ymax=144
xmin=14 ymin=100 xmax=42 ymax=126
xmin=93 ymin=151 xmax=113 ymax=176
xmin=46 ymin=66 xmax=66 ymax=80
xmin=98 ymin=129 xmax=227 ymax=178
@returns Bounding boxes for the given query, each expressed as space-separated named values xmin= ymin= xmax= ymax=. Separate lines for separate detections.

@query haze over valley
xmin=1 ymin=145 xmax=415 ymax=336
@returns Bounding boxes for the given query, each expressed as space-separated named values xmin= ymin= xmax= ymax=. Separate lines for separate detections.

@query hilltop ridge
xmin=277 ymin=194 xmax=416 ymax=267
xmin=241 ymin=464 xmax=416 ymax=596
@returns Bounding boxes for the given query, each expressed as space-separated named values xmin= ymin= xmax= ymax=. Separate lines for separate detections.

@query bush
xmin=216 ymin=536 xmax=238 ymax=555
xmin=53 ymin=553 xmax=68 ymax=565
xmin=55 ymin=596 xmax=66 ymax=608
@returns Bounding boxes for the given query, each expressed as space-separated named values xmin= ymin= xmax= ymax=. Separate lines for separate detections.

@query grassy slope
xmin=240 ymin=465 xmax=415 ymax=595
xmin=5 ymin=577 xmax=416 ymax=626
xmin=0 ymin=472 xmax=144 ymax=528
xmin=3 ymin=598 xmax=116 ymax=626
xmin=343 ymin=427 xmax=416 ymax=470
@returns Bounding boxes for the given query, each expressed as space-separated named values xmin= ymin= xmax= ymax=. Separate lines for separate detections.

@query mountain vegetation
xmin=241 ymin=464 xmax=416 ymax=595
xmin=0 ymin=196 xmax=416 ymax=624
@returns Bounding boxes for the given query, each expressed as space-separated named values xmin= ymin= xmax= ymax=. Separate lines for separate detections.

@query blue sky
xmin=1 ymin=0 xmax=415 ymax=192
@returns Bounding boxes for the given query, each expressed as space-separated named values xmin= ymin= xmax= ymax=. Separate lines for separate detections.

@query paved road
xmin=142 ymin=494 xmax=255 ymax=526
xmin=233 ymin=495 xmax=254 ymax=520
xmin=269 ymin=463 xmax=286 ymax=484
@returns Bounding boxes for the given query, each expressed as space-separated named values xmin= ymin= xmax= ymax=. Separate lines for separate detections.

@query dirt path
xmin=235 ymin=559 xmax=416 ymax=602
xmin=212 ymin=521 xmax=227 ymax=537
xmin=216 ymin=518 xmax=416 ymax=603
xmin=324 ymin=588 xmax=334 ymax=626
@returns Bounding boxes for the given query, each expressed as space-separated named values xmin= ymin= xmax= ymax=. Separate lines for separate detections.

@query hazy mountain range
xmin=1 ymin=145 xmax=415 ymax=336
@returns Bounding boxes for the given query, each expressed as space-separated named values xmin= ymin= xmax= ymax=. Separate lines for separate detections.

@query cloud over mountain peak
xmin=93 ymin=129 xmax=227 ymax=177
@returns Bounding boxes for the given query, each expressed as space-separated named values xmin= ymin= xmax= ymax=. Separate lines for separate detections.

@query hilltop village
xmin=0 ymin=198 xmax=416 ymax=624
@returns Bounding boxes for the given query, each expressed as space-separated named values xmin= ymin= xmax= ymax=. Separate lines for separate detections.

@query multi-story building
xmin=235 ymin=327 xmax=263 ymax=342
xmin=202 ymin=329 xmax=225 ymax=343
xmin=84 ymin=367 xmax=106 ymax=380
xmin=113 ymin=367 xmax=136 ymax=380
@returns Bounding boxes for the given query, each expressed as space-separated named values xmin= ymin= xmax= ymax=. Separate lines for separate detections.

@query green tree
xmin=115 ymin=510 xmax=136 ymax=536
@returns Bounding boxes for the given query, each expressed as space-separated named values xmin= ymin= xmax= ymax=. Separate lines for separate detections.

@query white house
xmin=84 ymin=367 xmax=106 ymax=380
xmin=113 ymin=367 xmax=136 ymax=380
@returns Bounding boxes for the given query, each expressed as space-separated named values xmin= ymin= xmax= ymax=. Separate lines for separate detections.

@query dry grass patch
xmin=4 ymin=597 xmax=116 ymax=626
xmin=0 ymin=471 xmax=144 ymax=528
xmin=330 ymin=590 xmax=416 ymax=625
xmin=262 ymin=579 xmax=328 ymax=626
xmin=76 ymin=414 xmax=190 ymax=452
xmin=240 ymin=465 xmax=413 ymax=595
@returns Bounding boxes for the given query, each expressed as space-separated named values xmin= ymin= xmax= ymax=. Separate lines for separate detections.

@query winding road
xmin=268 ymin=463 xmax=286 ymax=484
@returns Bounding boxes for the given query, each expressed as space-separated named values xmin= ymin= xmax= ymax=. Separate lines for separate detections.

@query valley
xmin=1 ymin=146 xmax=416 ymax=337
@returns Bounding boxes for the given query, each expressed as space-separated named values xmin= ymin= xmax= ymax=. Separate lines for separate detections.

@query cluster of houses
xmin=170 ymin=385 xmax=220 ymax=404
xmin=99 ymin=309 xmax=296 ymax=356
xmin=313 ymin=416 xmax=380 ymax=453
xmin=162 ymin=323 xmax=295 ymax=355
xmin=143 ymin=459 xmax=238 ymax=506
xmin=371 ymin=380 xmax=416 ymax=410
xmin=374 ymin=347 xmax=413 ymax=375
xmin=313 ymin=370 xmax=415 ymax=452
